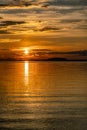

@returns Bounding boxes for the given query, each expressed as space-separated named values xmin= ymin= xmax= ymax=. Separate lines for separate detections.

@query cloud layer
xmin=0 ymin=0 xmax=87 ymax=50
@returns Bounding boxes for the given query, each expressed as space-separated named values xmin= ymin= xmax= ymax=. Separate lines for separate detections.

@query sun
xmin=24 ymin=49 xmax=29 ymax=55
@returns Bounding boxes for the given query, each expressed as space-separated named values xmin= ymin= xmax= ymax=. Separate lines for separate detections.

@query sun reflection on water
xmin=24 ymin=61 xmax=29 ymax=86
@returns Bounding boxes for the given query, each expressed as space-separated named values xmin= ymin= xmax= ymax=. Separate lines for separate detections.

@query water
xmin=0 ymin=61 xmax=87 ymax=130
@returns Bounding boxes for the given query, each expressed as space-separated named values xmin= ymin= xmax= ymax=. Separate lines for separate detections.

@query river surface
xmin=0 ymin=61 xmax=87 ymax=130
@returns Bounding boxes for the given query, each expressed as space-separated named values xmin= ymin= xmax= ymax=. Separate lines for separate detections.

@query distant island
xmin=0 ymin=57 xmax=87 ymax=61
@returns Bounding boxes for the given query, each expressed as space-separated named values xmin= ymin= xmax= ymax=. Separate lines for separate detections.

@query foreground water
xmin=0 ymin=61 xmax=87 ymax=130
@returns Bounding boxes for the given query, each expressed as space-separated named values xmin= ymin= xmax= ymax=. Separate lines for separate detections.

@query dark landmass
xmin=44 ymin=57 xmax=68 ymax=61
xmin=0 ymin=57 xmax=67 ymax=61
xmin=0 ymin=57 xmax=87 ymax=61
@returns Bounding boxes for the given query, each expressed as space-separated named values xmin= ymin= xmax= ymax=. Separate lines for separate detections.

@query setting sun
xmin=24 ymin=49 xmax=29 ymax=55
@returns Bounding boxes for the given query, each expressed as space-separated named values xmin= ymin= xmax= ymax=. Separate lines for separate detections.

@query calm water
xmin=0 ymin=61 xmax=87 ymax=130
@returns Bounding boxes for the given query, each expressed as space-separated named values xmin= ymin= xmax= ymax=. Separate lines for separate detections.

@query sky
xmin=0 ymin=0 xmax=87 ymax=52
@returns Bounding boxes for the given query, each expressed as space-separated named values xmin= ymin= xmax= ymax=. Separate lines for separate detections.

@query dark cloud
xmin=60 ymin=19 xmax=84 ymax=23
xmin=46 ymin=0 xmax=87 ymax=6
xmin=0 ymin=4 xmax=9 ymax=7
xmin=41 ymin=4 xmax=50 ymax=8
xmin=0 ymin=20 xmax=25 ymax=27
xmin=0 ymin=0 xmax=34 ymax=7
xmin=0 ymin=8 xmax=43 ymax=14
xmin=0 ymin=4 xmax=86 ymax=17
xmin=56 ymin=6 xmax=86 ymax=15
xmin=0 ymin=16 xmax=3 ymax=19
xmin=76 ymin=25 xmax=87 ymax=30
xmin=34 ymin=26 xmax=61 ymax=32
xmin=0 ymin=30 xmax=11 ymax=34
xmin=0 ymin=0 xmax=87 ymax=7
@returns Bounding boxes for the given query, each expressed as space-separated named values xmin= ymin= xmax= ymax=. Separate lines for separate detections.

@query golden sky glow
xmin=0 ymin=0 xmax=87 ymax=52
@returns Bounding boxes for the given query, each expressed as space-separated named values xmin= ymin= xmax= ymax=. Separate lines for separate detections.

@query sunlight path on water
xmin=24 ymin=61 xmax=29 ymax=95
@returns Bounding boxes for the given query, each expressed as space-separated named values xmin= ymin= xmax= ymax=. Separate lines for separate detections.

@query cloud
xmin=76 ymin=25 xmax=87 ymax=30
xmin=0 ymin=0 xmax=87 ymax=51
xmin=60 ymin=19 xmax=83 ymax=23
xmin=0 ymin=20 xmax=25 ymax=27
xmin=0 ymin=38 xmax=21 ymax=43
xmin=48 ymin=0 xmax=87 ymax=6
xmin=0 ymin=16 xmax=3 ymax=19
xmin=0 ymin=30 xmax=11 ymax=34
xmin=34 ymin=26 xmax=61 ymax=32
xmin=60 ymin=19 xmax=87 ymax=29
xmin=0 ymin=0 xmax=87 ymax=7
